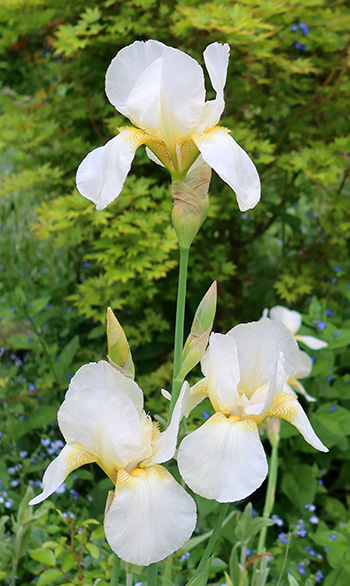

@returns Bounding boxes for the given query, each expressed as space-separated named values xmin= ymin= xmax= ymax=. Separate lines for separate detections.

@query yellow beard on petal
xmin=267 ymin=392 xmax=297 ymax=421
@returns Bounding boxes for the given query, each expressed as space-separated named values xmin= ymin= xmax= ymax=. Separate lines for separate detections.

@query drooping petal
xmin=58 ymin=372 xmax=147 ymax=476
xmin=154 ymin=382 xmax=190 ymax=464
xmin=66 ymin=360 xmax=144 ymax=413
xmin=229 ymin=319 xmax=298 ymax=400
xmin=267 ymin=393 xmax=328 ymax=452
xmin=177 ymin=412 xmax=268 ymax=502
xmin=126 ymin=45 xmax=205 ymax=143
xmin=200 ymin=43 xmax=229 ymax=130
xmin=296 ymin=334 xmax=328 ymax=350
xmin=192 ymin=127 xmax=260 ymax=211
xmin=29 ymin=444 xmax=99 ymax=506
xmin=105 ymin=40 xmax=166 ymax=117
xmin=184 ymin=378 xmax=208 ymax=417
xmin=269 ymin=306 xmax=302 ymax=334
xmin=201 ymin=332 xmax=240 ymax=413
xmin=104 ymin=465 xmax=196 ymax=566
xmin=292 ymin=350 xmax=313 ymax=379
xmin=76 ymin=128 xmax=147 ymax=210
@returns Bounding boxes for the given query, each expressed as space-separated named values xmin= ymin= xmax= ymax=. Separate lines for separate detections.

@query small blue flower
xmin=309 ymin=549 xmax=315 ymax=556
xmin=19 ymin=450 xmax=28 ymax=458
xmin=329 ymin=405 xmax=337 ymax=412
xmin=291 ymin=24 xmax=298 ymax=31
xmin=330 ymin=534 xmax=337 ymax=541
xmin=334 ymin=265 xmax=340 ymax=273
xmin=28 ymin=336 xmax=33 ymax=343
xmin=347 ymin=283 xmax=350 ymax=290
xmin=299 ymin=22 xmax=310 ymax=34
xmin=11 ymin=306 xmax=16 ymax=313
xmin=297 ymin=527 xmax=307 ymax=537
xmin=310 ymin=515 xmax=319 ymax=524
xmin=202 ymin=411 xmax=210 ymax=420
xmin=82 ymin=261 xmax=89 ymax=268
xmin=325 ymin=309 xmax=334 ymax=317
xmin=66 ymin=373 xmax=72 ymax=380
xmin=305 ymin=504 xmax=316 ymax=512
xmin=298 ymin=562 xmax=306 ymax=575
xmin=318 ymin=479 xmax=324 ymax=485
xmin=333 ymin=331 xmax=340 ymax=337
xmin=317 ymin=321 xmax=327 ymax=330
xmin=326 ymin=375 xmax=333 ymax=382
xmin=278 ymin=532 xmax=288 ymax=545
xmin=28 ymin=383 xmax=36 ymax=392
xmin=272 ymin=514 xmax=284 ymax=527
xmin=315 ymin=570 xmax=324 ymax=583
xmin=294 ymin=42 xmax=306 ymax=51
xmin=179 ymin=552 xmax=190 ymax=563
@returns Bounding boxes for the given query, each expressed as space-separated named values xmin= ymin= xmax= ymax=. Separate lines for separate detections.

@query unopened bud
xmin=265 ymin=416 xmax=280 ymax=446
xmin=172 ymin=163 xmax=211 ymax=249
xmin=176 ymin=282 xmax=217 ymax=381
xmin=107 ymin=307 xmax=135 ymax=379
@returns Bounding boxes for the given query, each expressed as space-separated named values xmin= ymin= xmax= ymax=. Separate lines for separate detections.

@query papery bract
xmin=29 ymin=361 xmax=196 ymax=566
xmin=177 ymin=319 xmax=328 ymax=503
xmin=76 ymin=40 xmax=260 ymax=212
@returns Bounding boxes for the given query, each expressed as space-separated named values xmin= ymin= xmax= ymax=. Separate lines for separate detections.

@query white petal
xmin=66 ymin=360 xmax=144 ymax=413
xmin=293 ymin=350 xmax=313 ymax=380
xmin=269 ymin=306 xmax=301 ymax=334
xmin=193 ymin=128 xmax=260 ymax=211
xmin=106 ymin=40 xmax=166 ymax=117
xmin=76 ymin=129 xmax=145 ymax=210
xmin=177 ymin=412 xmax=268 ymax=502
xmin=248 ymin=351 xmax=289 ymax=422
xmin=155 ymin=382 xmax=190 ymax=464
xmin=126 ymin=46 xmax=205 ymax=143
xmin=200 ymin=43 xmax=229 ymax=129
xmin=201 ymin=332 xmax=240 ymax=412
xmin=286 ymin=381 xmax=316 ymax=402
xmin=268 ymin=394 xmax=328 ymax=452
xmin=296 ymin=335 xmax=328 ymax=350
xmin=145 ymin=146 xmax=166 ymax=167
xmin=29 ymin=444 xmax=98 ymax=505
xmin=184 ymin=378 xmax=208 ymax=417
xmin=104 ymin=465 xmax=196 ymax=565
xmin=228 ymin=319 xmax=298 ymax=400
xmin=58 ymin=372 xmax=146 ymax=474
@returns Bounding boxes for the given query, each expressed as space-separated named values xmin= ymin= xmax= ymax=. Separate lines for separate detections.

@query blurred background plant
xmin=1 ymin=0 xmax=350 ymax=584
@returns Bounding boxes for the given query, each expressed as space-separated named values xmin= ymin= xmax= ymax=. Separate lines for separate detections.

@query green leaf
xmin=29 ymin=548 xmax=56 ymax=566
xmin=86 ymin=542 xmax=100 ymax=559
xmin=186 ymin=557 xmax=212 ymax=586
xmin=37 ymin=568 xmax=62 ymax=586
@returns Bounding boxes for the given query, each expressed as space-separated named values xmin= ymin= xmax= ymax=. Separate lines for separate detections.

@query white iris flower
xmin=267 ymin=305 xmax=328 ymax=350
xmin=76 ymin=40 xmax=260 ymax=212
xmin=29 ymin=361 xmax=196 ymax=566
xmin=177 ymin=319 xmax=328 ymax=503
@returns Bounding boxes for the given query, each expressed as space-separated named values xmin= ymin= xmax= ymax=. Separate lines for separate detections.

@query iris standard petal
xmin=177 ymin=412 xmax=268 ymax=502
xmin=76 ymin=129 xmax=146 ymax=210
xmin=66 ymin=360 xmax=144 ymax=413
xmin=296 ymin=334 xmax=328 ymax=350
xmin=269 ymin=306 xmax=302 ymax=334
xmin=104 ymin=465 xmax=196 ymax=566
xmin=58 ymin=379 xmax=145 ymax=475
xmin=268 ymin=393 xmax=328 ymax=452
xmin=154 ymin=382 xmax=190 ymax=464
xmin=192 ymin=127 xmax=260 ymax=211
xmin=200 ymin=42 xmax=229 ymax=130
xmin=29 ymin=444 xmax=99 ymax=505
xmin=105 ymin=39 xmax=165 ymax=117
xmin=126 ymin=45 xmax=205 ymax=143
xmin=201 ymin=332 xmax=240 ymax=413
xmin=229 ymin=319 xmax=298 ymax=400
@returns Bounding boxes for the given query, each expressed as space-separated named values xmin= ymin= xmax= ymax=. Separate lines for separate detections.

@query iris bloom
xmin=267 ymin=305 xmax=328 ymax=350
xmin=177 ymin=319 xmax=327 ymax=503
xmin=29 ymin=361 xmax=196 ymax=566
xmin=76 ymin=40 xmax=260 ymax=212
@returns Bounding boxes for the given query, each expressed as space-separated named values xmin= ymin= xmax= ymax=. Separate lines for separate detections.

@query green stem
xmin=162 ymin=555 xmax=173 ymax=586
xmin=126 ymin=572 xmax=133 ymax=586
xmin=193 ymin=503 xmax=230 ymax=578
xmin=148 ymin=563 xmax=158 ymax=586
xmin=110 ymin=554 xmax=120 ymax=586
xmin=168 ymin=246 xmax=190 ymax=422
xmin=257 ymin=439 xmax=279 ymax=555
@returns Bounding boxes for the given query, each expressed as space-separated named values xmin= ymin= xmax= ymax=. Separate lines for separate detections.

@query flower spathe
xmin=76 ymin=40 xmax=260 ymax=212
xmin=29 ymin=361 xmax=196 ymax=566
xmin=177 ymin=319 xmax=328 ymax=503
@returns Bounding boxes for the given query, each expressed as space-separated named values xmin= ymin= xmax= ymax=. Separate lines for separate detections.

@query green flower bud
xmin=107 ymin=307 xmax=135 ymax=379
xmin=172 ymin=163 xmax=211 ymax=249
